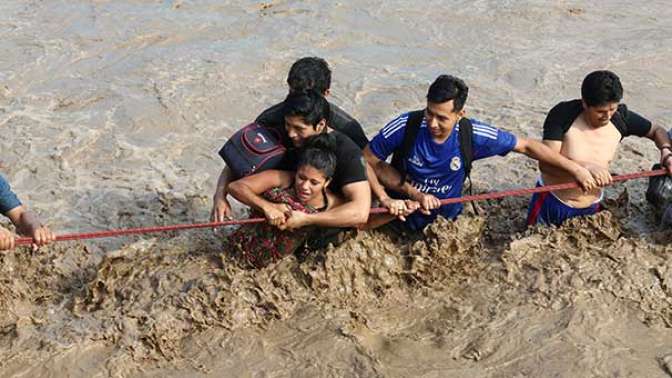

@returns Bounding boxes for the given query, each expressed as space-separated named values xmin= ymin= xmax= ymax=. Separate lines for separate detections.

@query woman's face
xmin=294 ymin=164 xmax=330 ymax=203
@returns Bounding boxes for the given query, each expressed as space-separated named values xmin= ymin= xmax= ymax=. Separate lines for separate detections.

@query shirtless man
xmin=527 ymin=70 xmax=672 ymax=226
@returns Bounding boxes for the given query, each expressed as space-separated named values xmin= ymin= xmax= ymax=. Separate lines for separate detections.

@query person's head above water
xmin=282 ymin=90 xmax=331 ymax=147
xmin=581 ymin=70 xmax=624 ymax=128
xmin=287 ymin=57 xmax=332 ymax=96
xmin=424 ymin=74 xmax=469 ymax=142
xmin=294 ymin=133 xmax=337 ymax=204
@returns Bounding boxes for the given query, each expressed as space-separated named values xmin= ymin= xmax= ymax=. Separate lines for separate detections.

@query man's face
xmin=425 ymin=100 xmax=464 ymax=141
xmin=583 ymin=101 xmax=619 ymax=128
xmin=284 ymin=115 xmax=325 ymax=147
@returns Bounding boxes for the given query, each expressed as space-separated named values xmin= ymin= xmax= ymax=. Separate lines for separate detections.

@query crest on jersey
xmin=450 ymin=156 xmax=461 ymax=171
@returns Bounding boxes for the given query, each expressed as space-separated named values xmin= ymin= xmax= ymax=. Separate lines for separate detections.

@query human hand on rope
xmin=660 ymin=149 xmax=672 ymax=175
xmin=0 ymin=227 xmax=16 ymax=251
xmin=211 ymin=194 xmax=233 ymax=223
xmin=380 ymin=198 xmax=418 ymax=221
xmin=277 ymin=210 xmax=309 ymax=231
xmin=10 ymin=209 xmax=55 ymax=251
xmin=22 ymin=223 xmax=55 ymax=251
xmin=584 ymin=163 xmax=613 ymax=187
xmin=263 ymin=203 xmax=291 ymax=227
xmin=410 ymin=192 xmax=441 ymax=215
xmin=572 ymin=166 xmax=598 ymax=192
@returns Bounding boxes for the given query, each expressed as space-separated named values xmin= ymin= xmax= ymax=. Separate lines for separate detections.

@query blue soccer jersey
xmin=369 ymin=112 xmax=517 ymax=230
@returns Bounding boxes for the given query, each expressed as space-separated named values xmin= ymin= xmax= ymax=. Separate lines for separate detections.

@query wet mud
xmin=1 ymin=205 xmax=671 ymax=376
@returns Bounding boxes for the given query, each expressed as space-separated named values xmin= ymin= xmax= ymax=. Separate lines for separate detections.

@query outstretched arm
xmin=538 ymin=140 xmax=613 ymax=186
xmin=280 ymin=180 xmax=371 ymax=230
xmin=5 ymin=205 xmax=55 ymax=250
xmin=515 ymin=138 xmax=596 ymax=191
xmin=228 ymin=170 xmax=294 ymax=226
xmin=363 ymin=146 xmax=434 ymax=216
xmin=646 ymin=125 xmax=672 ymax=174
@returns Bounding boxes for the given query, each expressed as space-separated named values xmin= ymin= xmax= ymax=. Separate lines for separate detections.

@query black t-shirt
xmin=280 ymin=131 xmax=368 ymax=193
xmin=543 ymin=99 xmax=652 ymax=141
xmin=255 ymin=101 xmax=369 ymax=149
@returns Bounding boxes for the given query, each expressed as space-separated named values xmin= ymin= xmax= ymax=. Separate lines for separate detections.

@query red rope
xmin=15 ymin=169 xmax=666 ymax=246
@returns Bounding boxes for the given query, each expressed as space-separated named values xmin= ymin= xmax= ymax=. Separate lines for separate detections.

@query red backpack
xmin=218 ymin=123 xmax=287 ymax=178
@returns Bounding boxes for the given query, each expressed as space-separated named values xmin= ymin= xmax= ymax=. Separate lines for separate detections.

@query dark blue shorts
xmin=526 ymin=188 xmax=601 ymax=226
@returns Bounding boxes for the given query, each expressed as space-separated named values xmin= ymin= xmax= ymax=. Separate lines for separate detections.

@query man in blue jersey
xmin=0 ymin=174 xmax=55 ymax=250
xmin=363 ymin=74 xmax=598 ymax=231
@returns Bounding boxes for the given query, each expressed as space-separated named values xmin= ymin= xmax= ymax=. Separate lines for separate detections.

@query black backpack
xmin=218 ymin=122 xmax=287 ymax=178
xmin=389 ymin=110 xmax=477 ymax=208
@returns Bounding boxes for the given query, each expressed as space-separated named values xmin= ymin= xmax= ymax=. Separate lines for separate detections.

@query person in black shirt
xmin=211 ymin=57 xmax=370 ymax=222
xmin=527 ymin=70 xmax=672 ymax=226
xmin=236 ymin=90 xmax=370 ymax=230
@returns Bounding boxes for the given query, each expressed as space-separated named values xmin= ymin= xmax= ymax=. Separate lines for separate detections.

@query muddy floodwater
xmin=1 ymin=1 xmax=671 ymax=377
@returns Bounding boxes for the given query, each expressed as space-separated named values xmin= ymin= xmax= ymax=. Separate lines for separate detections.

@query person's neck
xmin=581 ymin=112 xmax=603 ymax=130
xmin=304 ymin=192 xmax=328 ymax=209
xmin=431 ymin=127 xmax=455 ymax=144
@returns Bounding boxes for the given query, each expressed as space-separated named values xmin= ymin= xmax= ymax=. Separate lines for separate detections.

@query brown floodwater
xmin=1 ymin=0 xmax=671 ymax=376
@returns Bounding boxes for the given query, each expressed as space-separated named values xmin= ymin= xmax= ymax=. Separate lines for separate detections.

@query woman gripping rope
xmin=227 ymin=133 xmax=344 ymax=267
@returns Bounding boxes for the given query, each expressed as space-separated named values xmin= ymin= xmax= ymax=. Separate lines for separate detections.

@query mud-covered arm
xmin=5 ymin=205 xmax=55 ymax=248
xmin=228 ymin=170 xmax=292 ymax=214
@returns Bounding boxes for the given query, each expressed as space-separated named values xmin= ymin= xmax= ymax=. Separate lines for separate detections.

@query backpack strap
xmin=458 ymin=117 xmax=473 ymax=187
xmin=611 ymin=104 xmax=629 ymax=137
xmin=458 ymin=117 xmax=478 ymax=214
xmin=390 ymin=112 xmax=479 ymax=214
xmin=391 ymin=110 xmax=425 ymax=186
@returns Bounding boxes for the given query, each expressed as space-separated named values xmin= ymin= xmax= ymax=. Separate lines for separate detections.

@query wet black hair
xmin=426 ymin=74 xmax=469 ymax=112
xmin=581 ymin=70 xmax=623 ymax=107
xmin=287 ymin=57 xmax=332 ymax=95
xmin=282 ymin=90 xmax=331 ymax=129
xmin=298 ymin=133 xmax=337 ymax=179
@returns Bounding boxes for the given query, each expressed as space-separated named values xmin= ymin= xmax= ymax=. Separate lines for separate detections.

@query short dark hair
xmin=426 ymin=75 xmax=469 ymax=112
xmin=298 ymin=133 xmax=337 ymax=178
xmin=282 ymin=90 xmax=331 ymax=129
xmin=581 ymin=70 xmax=623 ymax=107
xmin=287 ymin=57 xmax=332 ymax=94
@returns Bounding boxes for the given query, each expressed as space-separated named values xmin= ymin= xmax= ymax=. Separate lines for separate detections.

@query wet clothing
xmin=256 ymin=101 xmax=369 ymax=149
xmin=530 ymin=99 xmax=650 ymax=225
xmin=255 ymin=102 xmax=367 ymax=243
xmin=0 ymin=175 xmax=21 ymax=215
xmin=526 ymin=179 xmax=602 ymax=226
xmin=543 ymin=99 xmax=652 ymax=141
xmin=369 ymin=112 xmax=518 ymax=231
xmin=279 ymin=130 xmax=368 ymax=194
xmin=227 ymin=187 xmax=323 ymax=268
